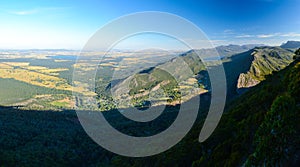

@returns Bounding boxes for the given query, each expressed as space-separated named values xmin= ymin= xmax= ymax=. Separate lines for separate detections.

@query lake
xmin=48 ymin=55 xmax=78 ymax=60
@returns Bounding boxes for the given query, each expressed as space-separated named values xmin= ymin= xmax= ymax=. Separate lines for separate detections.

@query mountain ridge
xmin=237 ymin=46 xmax=294 ymax=90
xmin=280 ymin=40 xmax=300 ymax=49
xmin=99 ymin=44 xmax=296 ymax=109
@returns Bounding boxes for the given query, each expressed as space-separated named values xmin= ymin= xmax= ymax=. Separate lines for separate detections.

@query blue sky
xmin=0 ymin=0 xmax=300 ymax=49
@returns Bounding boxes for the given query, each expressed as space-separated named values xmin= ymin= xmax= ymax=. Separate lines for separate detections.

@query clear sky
xmin=0 ymin=0 xmax=300 ymax=49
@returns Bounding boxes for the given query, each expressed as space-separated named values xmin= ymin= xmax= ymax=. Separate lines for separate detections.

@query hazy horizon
xmin=0 ymin=41 xmax=293 ymax=51
xmin=1 ymin=0 xmax=300 ymax=50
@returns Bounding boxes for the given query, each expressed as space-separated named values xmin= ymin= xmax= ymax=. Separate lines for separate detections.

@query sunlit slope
xmin=0 ymin=62 xmax=95 ymax=96
xmin=237 ymin=47 xmax=294 ymax=89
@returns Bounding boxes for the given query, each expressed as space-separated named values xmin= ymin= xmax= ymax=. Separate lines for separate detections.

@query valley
xmin=0 ymin=44 xmax=299 ymax=166
xmin=0 ymin=43 xmax=297 ymax=111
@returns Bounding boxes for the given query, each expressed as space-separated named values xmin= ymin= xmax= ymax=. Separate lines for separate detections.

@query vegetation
xmin=95 ymin=50 xmax=209 ymax=110
xmin=296 ymin=48 xmax=300 ymax=55
xmin=0 ymin=78 xmax=71 ymax=106
xmin=294 ymin=48 xmax=300 ymax=60
xmin=236 ymin=47 xmax=294 ymax=89
xmin=111 ymin=54 xmax=300 ymax=166
xmin=0 ymin=61 xmax=92 ymax=95
xmin=0 ymin=47 xmax=299 ymax=166
xmin=0 ymin=108 xmax=113 ymax=166
xmin=247 ymin=94 xmax=297 ymax=166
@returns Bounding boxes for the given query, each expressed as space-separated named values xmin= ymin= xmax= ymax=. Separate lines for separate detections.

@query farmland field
xmin=0 ymin=49 xmax=211 ymax=111
xmin=0 ymin=78 xmax=70 ymax=106
xmin=0 ymin=50 xmax=185 ymax=110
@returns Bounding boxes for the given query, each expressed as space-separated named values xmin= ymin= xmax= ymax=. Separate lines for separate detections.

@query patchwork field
xmin=0 ymin=60 xmax=97 ymax=93
xmin=0 ymin=51 xmax=97 ymax=109
xmin=0 ymin=50 xmax=209 ymax=111
xmin=0 ymin=78 xmax=70 ymax=107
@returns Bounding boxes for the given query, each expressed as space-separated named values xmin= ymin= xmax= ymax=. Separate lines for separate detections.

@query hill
xmin=107 ymin=49 xmax=207 ymax=109
xmin=100 ymin=45 xmax=294 ymax=109
xmin=236 ymin=46 xmax=294 ymax=90
xmin=112 ymin=52 xmax=300 ymax=167
xmin=216 ymin=44 xmax=263 ymax=56
xmin=280 ymin=41 xmax=300 ymax=49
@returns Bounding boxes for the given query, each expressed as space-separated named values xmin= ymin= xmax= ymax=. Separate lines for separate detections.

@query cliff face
xmin=237 ymin=73 xmax=260 ymax=88
xmin=237 ymin=47 xmax=294 ymax=89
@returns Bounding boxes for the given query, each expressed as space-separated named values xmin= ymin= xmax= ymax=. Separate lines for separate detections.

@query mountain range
xmin=280 ymin=40 xmax=300 ymax=49
xmin=104 ymin=43 xmax=296 ymax=109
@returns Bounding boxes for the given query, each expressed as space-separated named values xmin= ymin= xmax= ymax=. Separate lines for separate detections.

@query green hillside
xmin=112 ymin=53 xmax=300 ymax=167
xmin=237 ymin=46 xmax=294 ymax=89
xmin=100 ymin=49 xmax=208 ymax=109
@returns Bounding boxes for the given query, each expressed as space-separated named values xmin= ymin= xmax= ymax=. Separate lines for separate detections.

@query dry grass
xmin=50 ymin=96 xmax=75 ymax=108
xmin=0 ymin=62 xmax=95 ymax=96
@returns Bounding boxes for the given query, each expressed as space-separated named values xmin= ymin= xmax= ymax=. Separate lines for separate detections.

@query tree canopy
xmin=295 ymin=48 xmax=300 ymax=55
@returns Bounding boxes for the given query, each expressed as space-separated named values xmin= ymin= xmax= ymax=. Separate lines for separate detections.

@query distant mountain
xmin=280 ymin=41 xmax=300 ymax=49
xmin=187 ymin=44 xmax=263 ymax=60
xmin=216 ymin=44 xmax=264 ymax=57
xmin=0 ymin=49 xmax=76 ymax=52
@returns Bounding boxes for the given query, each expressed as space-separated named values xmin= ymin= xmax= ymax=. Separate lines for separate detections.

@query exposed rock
xmin=237 ymin=73 xmax=260 ymax=88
